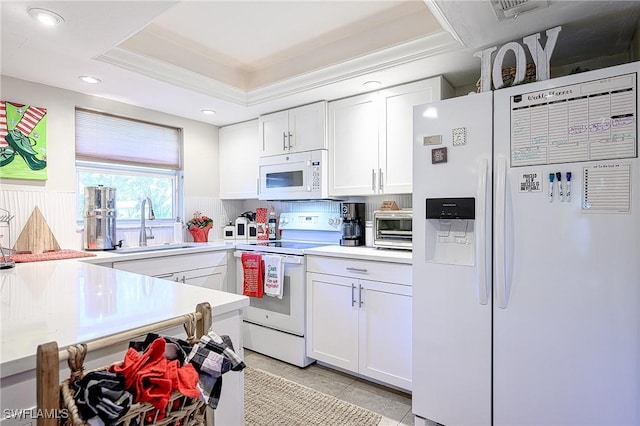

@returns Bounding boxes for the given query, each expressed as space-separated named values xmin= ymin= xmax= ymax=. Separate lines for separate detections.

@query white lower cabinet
xmin=113 ymin=250 xmax=230 ymax=292
xmin=306 ymin=256 xmax=412 ymax=391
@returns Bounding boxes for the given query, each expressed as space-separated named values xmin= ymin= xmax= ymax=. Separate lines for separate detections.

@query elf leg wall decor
xmin=0 ymin=101 xmax=48 ymax=180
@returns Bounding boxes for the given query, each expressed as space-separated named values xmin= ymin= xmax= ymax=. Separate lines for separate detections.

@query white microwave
xmin=258 ymin=149 xmax=331 ymax=200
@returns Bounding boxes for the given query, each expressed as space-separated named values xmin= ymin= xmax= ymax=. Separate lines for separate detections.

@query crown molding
xmin=247 ymin=31 xmax=460 ymax=104
xmin=96 ymin=48 xmax=249 ymax=105
xmin=423 ymin=0 xmax=467 ymax=47
xmin=96 ymin=30 xmax=459 ymax=107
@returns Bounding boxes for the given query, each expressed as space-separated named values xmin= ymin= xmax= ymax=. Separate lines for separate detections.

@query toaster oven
xmin=373 ymin=210 xmax=413 ymax=250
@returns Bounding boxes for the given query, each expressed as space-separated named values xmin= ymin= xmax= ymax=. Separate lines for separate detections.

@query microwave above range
xmin=373 ymin=209 xmax=413 ymax=250
xmin=258 ymin=149 xmax=334 ymax=200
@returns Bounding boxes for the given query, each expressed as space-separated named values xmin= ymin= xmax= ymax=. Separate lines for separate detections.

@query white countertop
xmin=82 ymin=241 xmax=234 ymax=264
xmin=0 ymin=258 xmax=249 ymax=378
xmin=304 ymin=245 xmax=413 ymax=264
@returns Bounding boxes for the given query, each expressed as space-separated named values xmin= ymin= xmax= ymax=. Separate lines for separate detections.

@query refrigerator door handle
xmin=475 ymin=158 xmax=489 ymax=305
xmin=495 ymin=156 xmax=509 ymax=309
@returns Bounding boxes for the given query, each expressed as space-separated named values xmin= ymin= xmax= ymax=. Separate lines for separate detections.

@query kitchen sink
xmin=112 ymin=243 xmax=200 ymax=254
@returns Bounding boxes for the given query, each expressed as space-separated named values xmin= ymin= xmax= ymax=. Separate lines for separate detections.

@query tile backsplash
xmin=1 ymin=189 xmax=79 ymax=250
xmin=237 ymin=193 xmax=412 ymax=222
xmin=0 ymin=189 xmax=412 ymax=250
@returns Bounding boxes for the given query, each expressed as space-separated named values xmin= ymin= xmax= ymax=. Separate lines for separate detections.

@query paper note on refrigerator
xmin=582 ymin=163 xmax=631 ymax=213
xmin=510 ymin=73 xmax=637 ymax=167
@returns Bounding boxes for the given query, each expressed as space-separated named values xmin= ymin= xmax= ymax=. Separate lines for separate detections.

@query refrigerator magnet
xmin=432 ymin=147 xmax=448 ymax=164
xmin=518 ymin=171 xmax=543 ymax=192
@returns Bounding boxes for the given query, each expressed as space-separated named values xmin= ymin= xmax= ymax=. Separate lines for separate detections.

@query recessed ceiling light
xmin=363 ymin=80 xmax=382 ymax=90
xmin=201 ymin=110 xmax=216 ymax=115
xmin=28 ymin=8 xmax=65 ymax=26
xmin=79 ymin=76 xmax=101 ymax=84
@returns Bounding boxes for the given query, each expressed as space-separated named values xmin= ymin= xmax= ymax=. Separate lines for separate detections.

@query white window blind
xmin=75 ymin=109 xmax=181 ymax=169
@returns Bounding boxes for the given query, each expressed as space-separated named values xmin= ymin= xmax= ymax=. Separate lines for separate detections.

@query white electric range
xmin=234 ymin=212 xmax=342 ymax=367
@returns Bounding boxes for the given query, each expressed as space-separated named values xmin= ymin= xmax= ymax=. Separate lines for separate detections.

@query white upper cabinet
xmin=219 ymin=119 xmax=259 ymax=199
xmin=329 ymin=76 xmax=453 ymax=196
xmin=259 ymin=101 xmax=327 ymax=156
xmin=328 ymin=92 xmax=380 ymax=196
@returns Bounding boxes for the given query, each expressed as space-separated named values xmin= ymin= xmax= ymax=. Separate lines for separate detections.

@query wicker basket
xmin=476 ymin=63 xmax=537 ymax=92
xmin=58 ymin=313 xmax=207 ymax=426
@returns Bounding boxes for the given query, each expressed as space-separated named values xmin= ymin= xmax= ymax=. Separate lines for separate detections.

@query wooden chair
xmin=36 ymin=302 xmax=212 ymax=426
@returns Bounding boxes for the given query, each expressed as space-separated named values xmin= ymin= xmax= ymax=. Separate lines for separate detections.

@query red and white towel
xmin=264 ymin=255 xmax=283 ymax=299
xmin=241 ymin=252 xmax=264 ymax=298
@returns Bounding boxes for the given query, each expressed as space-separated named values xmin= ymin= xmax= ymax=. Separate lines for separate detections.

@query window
xmin=75 ymin=109 xmax=182 ymax=224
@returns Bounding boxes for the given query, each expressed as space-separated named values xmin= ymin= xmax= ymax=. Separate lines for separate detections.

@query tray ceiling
xmin=2 ymin=1 xmax=639 ymax=126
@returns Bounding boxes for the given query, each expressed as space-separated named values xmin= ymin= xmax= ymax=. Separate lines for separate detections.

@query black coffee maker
xmin=340 ymin=202 xmax=365 ymax=246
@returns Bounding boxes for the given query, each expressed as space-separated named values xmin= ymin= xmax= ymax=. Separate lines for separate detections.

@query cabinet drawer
xmin=306 ymin=256 xmax=411 ymax=286
xmin=114 ymin=251 xmax=228 ymax=276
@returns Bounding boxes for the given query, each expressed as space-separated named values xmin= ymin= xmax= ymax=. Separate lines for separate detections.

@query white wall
xmin=633 ymin=18 xmax=640 ymax=62
xmin=0 ymin=76 xmax=225 ymax=249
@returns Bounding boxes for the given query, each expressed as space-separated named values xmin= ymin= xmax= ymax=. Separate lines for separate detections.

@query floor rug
xmin=244 ymin=366 xmax=382 ymax=426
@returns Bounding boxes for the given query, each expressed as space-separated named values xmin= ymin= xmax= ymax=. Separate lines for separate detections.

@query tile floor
xmin=243 ymin=349 xmax=414 ymax=426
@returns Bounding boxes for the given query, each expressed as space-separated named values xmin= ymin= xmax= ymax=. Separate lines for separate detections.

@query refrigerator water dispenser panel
xmin=425 ymin=198 xmax=476 ymax=266
xmin=426 ymin=197 xmax=475 ymax=219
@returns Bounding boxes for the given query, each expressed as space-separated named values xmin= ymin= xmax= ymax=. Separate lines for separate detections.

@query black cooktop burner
xmin=253 ymin=241 xmax=330 ymax=250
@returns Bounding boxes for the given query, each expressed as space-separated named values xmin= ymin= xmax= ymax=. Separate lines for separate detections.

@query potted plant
xmin=185 ymin=211 xmax=213 ymax=242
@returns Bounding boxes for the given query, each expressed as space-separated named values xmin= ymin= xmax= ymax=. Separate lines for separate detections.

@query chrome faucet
xmin=139 ymin=197 xmax=155 ymax=246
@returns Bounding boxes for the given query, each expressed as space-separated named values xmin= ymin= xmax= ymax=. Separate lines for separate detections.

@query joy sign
xmin=474 ymin=26 xmax=562 ymax=92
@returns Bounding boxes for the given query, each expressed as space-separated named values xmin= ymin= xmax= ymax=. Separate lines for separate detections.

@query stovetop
xmin=235 ymin=212 xmax=342 ymax=255
xmin=235 ymin=240 xmax=336 ymax=255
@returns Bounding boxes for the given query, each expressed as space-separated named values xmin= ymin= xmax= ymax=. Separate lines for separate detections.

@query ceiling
xmin=2 ymin=1 xmax=640 ymax=127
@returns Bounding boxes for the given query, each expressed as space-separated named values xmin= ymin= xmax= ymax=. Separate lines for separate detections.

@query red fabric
xmin=111 ymin=339 xmax=171 ymax=415
xmin=241 ymin=252 xmax=264 ymax=298
xmin=166 ymin=360 xmax=200 ymax=398
xmin=110 ymin=338 xmax=200 ymax=417
xmin=10 ymin=249 xmax=96 ymax=263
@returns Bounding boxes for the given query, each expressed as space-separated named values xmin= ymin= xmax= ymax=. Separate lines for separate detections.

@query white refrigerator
xmin=412 ymin=62 xmax=640 ymax=426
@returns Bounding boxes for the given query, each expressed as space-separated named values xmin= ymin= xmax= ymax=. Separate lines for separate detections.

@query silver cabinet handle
xmin=379 ymin=168 xmax=383 ymax=191
xmin=358 ymin=284 xmax=363 ymax=308
xmin=283 ymin=132 xmax=287 ymax=150
xmin=372 ymin=169 xmax=376 ymax=191
xmin=156 ymin=273 xmax=174 ymax=279
xmin=181 ymin=276 xmax=186 ymax=283
xmin=257 ymin=177 xmax=260 ymax=196
xmin=346 ymin=267 xmax=368 ymax=273
xmin=351 ymin=283 xmax=356 ymax=307
xmin=288 ymin=132 xmax=293 ymax=149
xmin=174 ymin=276 xmax=179 ymax=282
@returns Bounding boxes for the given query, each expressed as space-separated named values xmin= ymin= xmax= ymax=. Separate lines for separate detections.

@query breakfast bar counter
xmin=0 ymin=259 xmax=249 ymax=426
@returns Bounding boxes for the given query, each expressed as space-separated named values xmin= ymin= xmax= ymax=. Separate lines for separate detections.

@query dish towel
xmin=241 ymin=252 xmax=264 ymax=298
xmin=186 ymin=331 xmax=246 ymax=409
xmin=263 ymin=255 xmax=283 ymax=299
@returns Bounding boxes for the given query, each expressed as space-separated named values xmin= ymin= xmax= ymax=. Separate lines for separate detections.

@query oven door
xmin=234 ymin=250 xmax=305 ymax=336
xmin=373 ymin=212 xmax=413 ymax=249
